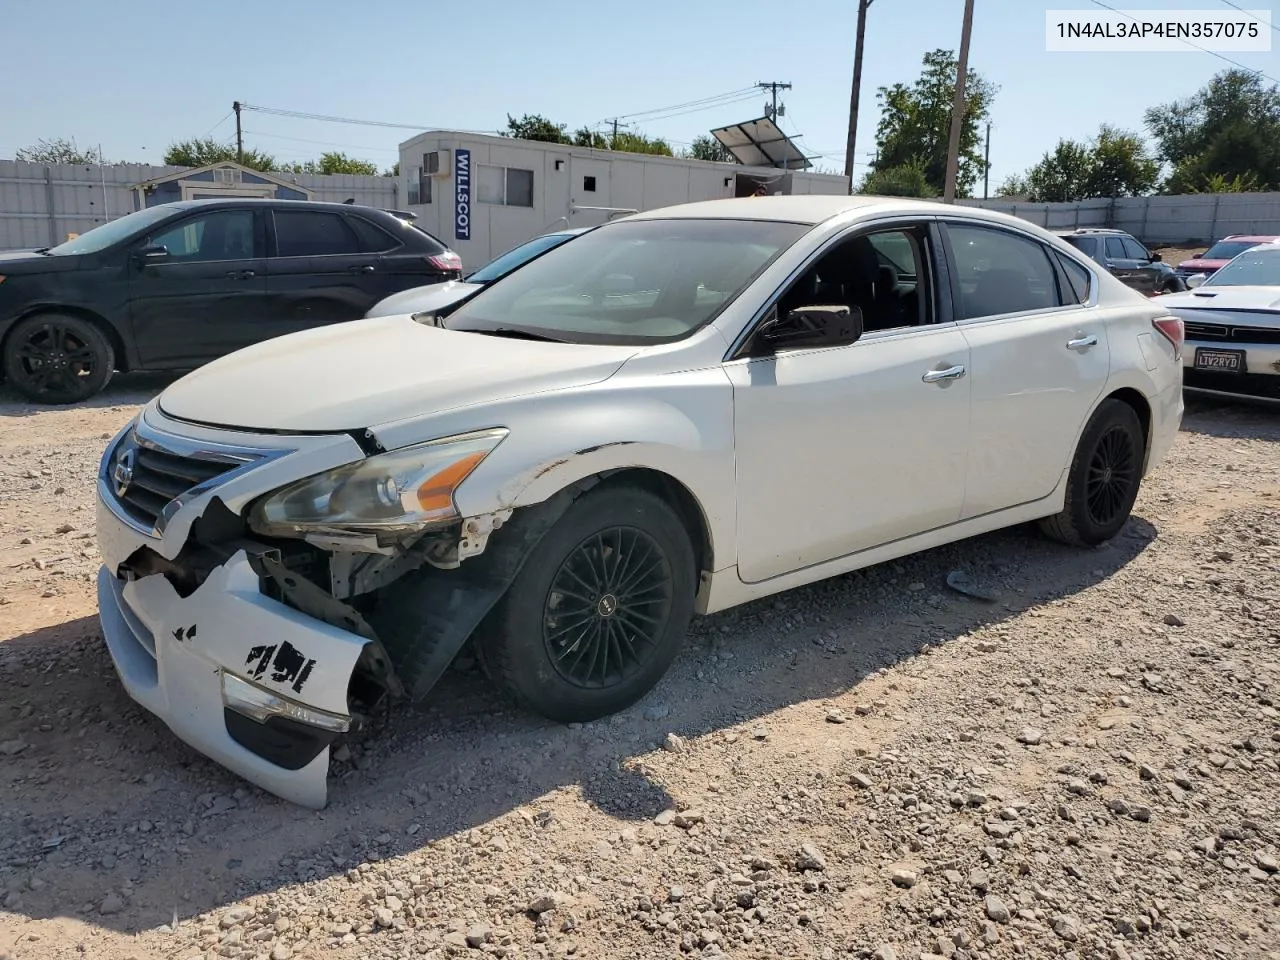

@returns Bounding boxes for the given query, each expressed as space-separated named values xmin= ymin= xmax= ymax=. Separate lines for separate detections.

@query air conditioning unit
xmin=426 ymin=151 xmax=451 ymax=178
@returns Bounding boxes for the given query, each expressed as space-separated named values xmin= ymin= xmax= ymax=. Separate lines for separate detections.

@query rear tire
xmin=2 ymin=312 xmax=114 ymax=404
xmin=478 ymin=485 xmax=696 ymax=723
xmin=1039 ymin=398 xmax=1145 ymax=547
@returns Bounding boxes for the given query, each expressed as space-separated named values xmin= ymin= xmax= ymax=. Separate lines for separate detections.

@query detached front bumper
xmin=94 ymin=405 xmax=377 ymax=808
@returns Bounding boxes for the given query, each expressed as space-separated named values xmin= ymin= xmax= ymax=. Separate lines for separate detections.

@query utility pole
xmin=756 ymin=81 xmax=792 ymax=121
xmin=843 ymin=0 xmax=874 ymax=192
xmin=233 ymin=101 xmax=244 ymax=164
xmin=606 ymin=118 xmax=631 ymax=147
xmin=983 ymin=122 xmax=991 ymax=199
xmin=942 ymin=0 xmax=975 ymax=203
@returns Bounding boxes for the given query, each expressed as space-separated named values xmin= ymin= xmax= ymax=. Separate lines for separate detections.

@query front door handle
xmin=225 ymin=269 xmax=255 ymax=280
xmin=351 ymin=264 xmax=376 ymax=274
xmin=1067 ymin=335 xmax=1098 ymax=350
xmin=922 ymin=364 xmax=966 ymax=383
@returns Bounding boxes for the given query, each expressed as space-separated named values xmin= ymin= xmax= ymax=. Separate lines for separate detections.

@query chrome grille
xmin=107 ymin=428 xmax=246 ymax=531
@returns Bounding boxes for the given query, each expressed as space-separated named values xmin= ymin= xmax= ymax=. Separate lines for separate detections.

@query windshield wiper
xmin=469 ymin=327 xmax=567 ymax=343
xmin=31 ymin=247 xmax=52 ymax=255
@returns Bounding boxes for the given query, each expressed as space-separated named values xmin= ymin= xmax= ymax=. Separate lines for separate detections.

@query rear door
xmin=262 ymin=208 xmax=387 ymax=336
xmin=127 ymin=206 xmax=269 ymax=367
xmin=942 ymin=220 xmax=1111 ymax=518
xmin=1102 ymin=234 xmax=1151 ymax=292
xmin=363 ymin=215 xmax=459 ymax=295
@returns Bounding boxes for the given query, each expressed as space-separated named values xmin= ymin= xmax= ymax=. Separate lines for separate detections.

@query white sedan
xmin=94 ymin=195 xmax=1184 ymax=807
xmin=1158 ymin=241 xmax=1280 ymax=404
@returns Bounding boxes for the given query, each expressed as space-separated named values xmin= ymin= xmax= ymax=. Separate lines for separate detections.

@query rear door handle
xmin=922 ymin=364 xmax=966 ymax=383
xmin=1067 ymin=335 xmax=1098 ymax=350
xmin=225 ymin=269 xmax=255 ymax=280
xmin=350 ymin=264 xmax=376 ymax=274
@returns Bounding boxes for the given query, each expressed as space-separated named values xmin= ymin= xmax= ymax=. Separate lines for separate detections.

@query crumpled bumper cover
xmin=94 ymin=404 xmax=375 ymax=808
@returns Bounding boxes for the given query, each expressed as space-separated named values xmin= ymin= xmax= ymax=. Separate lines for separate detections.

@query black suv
xmin=1054 ymin=228 xmax=1186 ymax=296
xmin=0 ymin=199 xmax=462 ymax=403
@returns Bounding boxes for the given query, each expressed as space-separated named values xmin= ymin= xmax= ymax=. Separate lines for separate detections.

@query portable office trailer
xmin=398 ymin=130 xmax=849 ymax=266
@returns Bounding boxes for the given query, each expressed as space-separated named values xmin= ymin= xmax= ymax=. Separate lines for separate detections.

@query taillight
xmin=1152 ymin=316 xmax=1183 ymax=360
xmin=428 ymin=252 xmax=462 ymax=274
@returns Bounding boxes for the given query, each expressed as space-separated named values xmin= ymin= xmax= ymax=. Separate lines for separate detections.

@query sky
xmin=2 ymin=0 xmax=1276 ymax=191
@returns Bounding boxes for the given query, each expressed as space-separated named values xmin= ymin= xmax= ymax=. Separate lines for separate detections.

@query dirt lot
xmin=1 ymin=372 xmax=1278 ymax=960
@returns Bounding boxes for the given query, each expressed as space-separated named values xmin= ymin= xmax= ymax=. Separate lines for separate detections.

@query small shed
xmin=130 ymin=161 xmax=314 ymax=211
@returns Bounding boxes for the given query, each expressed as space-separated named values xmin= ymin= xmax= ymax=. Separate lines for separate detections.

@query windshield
xmin=1202 ymin=247 xmax=1280 ymax=287
xmin=47 ymin=205 xmax=178 ymax=255
xmin=466 ymin=232 xmax=578 ymax=284
xmin=443 ymin=218 xmax=809 ymax=345
xmin=1201 ymin=240 xmax=1264 ymax=261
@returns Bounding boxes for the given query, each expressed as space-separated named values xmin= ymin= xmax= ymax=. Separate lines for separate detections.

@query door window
xmin=347 ymin=216 xmax=399 ymax=253
xmin=1105 ymin=236 xmax=1127 ymax=260
xmin=946 ymin=223 xmax=1061 ymax=320
xmin=148 ymin=210 xmax=255 ymax=262
xmin=1055 ymin=253 xmax=1093 ymax=304
xmin=273 ymin=211 xmax=362 ymax=257
xmin=1121 ymin=237 xmax=1149 ymax=260
xmin=771 ymin=225 xmax=933 ymax=339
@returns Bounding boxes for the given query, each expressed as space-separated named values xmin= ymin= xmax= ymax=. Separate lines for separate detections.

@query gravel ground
xmin=1 ymin=375 xmax=1277 ymax=960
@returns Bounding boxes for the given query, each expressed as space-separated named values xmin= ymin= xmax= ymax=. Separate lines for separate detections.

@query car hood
xmin=1176 ymin=258 xmax=1228 ymax=272
xmin=0 ymin=250 xmax=78 ymax=275
xmin=1157 ymin=286 xmax=1280 ymax=312
xmin=364 ymin=280 xmax=481 ymax=318
xmin=157 ymin=316 xmax=639 ymax=433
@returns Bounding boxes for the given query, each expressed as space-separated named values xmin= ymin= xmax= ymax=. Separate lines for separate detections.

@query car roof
xmin=624 ymin=195 xmax=972 ymax=226
xmin=1221 ymin=234 xmax=1280 ymax=242
xmin=1054 ymin=228 xmax=1127 ymax=236
xmin=159 ymin=198 xmax=392 ymax=216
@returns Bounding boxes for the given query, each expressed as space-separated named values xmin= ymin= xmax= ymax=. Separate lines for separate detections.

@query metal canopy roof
xmin=710 ymin=116 xmax=812 ymax=170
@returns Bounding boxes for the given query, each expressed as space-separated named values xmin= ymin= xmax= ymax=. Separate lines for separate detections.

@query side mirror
xmin=134 ymin=245 xmax=168 ymax=265
xmin=1149 ymin=251 xmax=1162 ymax=262
xmin=760 ymin=305 xmax=864 ymax=352
xmin=1187 ymin=274 xmax=1207 ymax=288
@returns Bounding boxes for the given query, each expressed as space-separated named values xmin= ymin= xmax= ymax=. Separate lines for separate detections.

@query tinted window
xmin=273 ymin=211 xmax=361 ymax=257
xmin=1062 ymin=235 xmax=1097 ymax=257
xmin=347 ymin=216 xmax=399 ymax=253
xmin=1202 ymin=240 xmax=1261 ymax=260
xmin=148 ymin=210 xmax=255 ymax=262
xmin=1105 ymin=236 xmax=1127 ymax=260
xmin=48 ymin=205 xmax=178 ymax=255
xmin=1055 ymin=253 xmax=1093 ymax=303
xmin=947 ymin=224 xmax=1061 ymax=320
xmin=1121 ymin=237 xmax=1148 ymax=260
xmin=445 ymin=218 xmax=807 ymax=345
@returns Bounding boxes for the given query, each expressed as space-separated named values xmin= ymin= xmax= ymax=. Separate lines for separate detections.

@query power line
xmin=1217 ymin=0 xmax=1280 ymax=34
xmin=1086 ymin=0 xmax=1280 ymax=85
xmin=623 ymin=91 xmax=762 ymax=125
xmin=240 ymin=103 xmax=450 ymax=131
xmin=606 ymin=86 xmax=759 ymax=122
xmin=204 ymin=111 xmax=234 ymax=138
xmin=242 ymin=129 xmax=399 ymax=153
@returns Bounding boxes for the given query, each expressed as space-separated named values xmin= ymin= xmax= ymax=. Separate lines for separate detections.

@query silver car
xmin=364 ymin=227 xmax=591 ymax=318
xmin=1157 ymin=242 xmax=1280 ymax=404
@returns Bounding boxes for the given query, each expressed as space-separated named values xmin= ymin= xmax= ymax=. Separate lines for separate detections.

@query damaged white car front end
xmin=94 ymin=401 xmax=529 ymax=808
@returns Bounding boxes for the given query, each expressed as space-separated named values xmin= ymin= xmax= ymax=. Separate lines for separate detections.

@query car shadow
xmin=0 ymin=372 xmax=181 ymax=418
xmin=0 ymin=515 xmax=1158 ymax=934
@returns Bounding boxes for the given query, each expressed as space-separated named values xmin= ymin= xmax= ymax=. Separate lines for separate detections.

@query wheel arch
xmin=1 ymin=305 xmax=130 ymax=375
xmin=1101 ymin=385 xmax=1153 ymax=466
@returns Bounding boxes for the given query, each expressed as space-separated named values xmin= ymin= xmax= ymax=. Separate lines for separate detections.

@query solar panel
xmin=709 ymin=116 xmax=812 ymax=170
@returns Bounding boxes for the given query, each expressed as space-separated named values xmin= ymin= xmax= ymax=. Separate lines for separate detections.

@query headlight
xmin=248 ymin=428 xmax=507 ymax=537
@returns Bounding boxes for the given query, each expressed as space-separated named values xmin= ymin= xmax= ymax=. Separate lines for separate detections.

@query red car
xmin=1176 ymin=235 xmax=1280 ymax=284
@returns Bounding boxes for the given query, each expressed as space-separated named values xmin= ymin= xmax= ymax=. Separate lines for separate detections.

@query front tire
xmin=2 ymin=312 xmax=114 ymax=404
xmin=1039 ymin=399 xmax=1145 ymax=547
xmin=478 ymin=485 xmax=697 ymax=723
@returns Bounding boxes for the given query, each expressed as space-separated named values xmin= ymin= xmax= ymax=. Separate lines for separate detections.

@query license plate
xmin=1193 ymin=348 xmax=1246 ymax=373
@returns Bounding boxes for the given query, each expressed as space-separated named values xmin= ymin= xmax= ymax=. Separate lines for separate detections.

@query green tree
xmin=504 ymin=114 xmax=571 ymax=144
xmin=281 ymin=152 xmax=380 ymax=176
xmin=869 ymin=48 xmax=997 ymax=198
xmin=610 ymin=131 xmax=673 ymax=156
xmin=1145 ymin=69 xmax=1280 ymax=192
xmin=384 ymin=162 xmax=400 ymax=178
xmin=859 ymin=160 xmax=931 ymax=197
xmin=685 ymin=134 xmax=734 ymax=163
xmin=15 ymin=137 xmax=103 ymax=165
xmin=163 ymin=137 xmax=276 ymax=172
xmin=1083 ymin=125 xmax=1157 ymax=198
xmin=995 ymin=174 xmax=1031 ymax=198
xmin=572 ymin=127 xmax=609 ymax=149
xmin=1023 ymin=139 xmax=1094 ymax=202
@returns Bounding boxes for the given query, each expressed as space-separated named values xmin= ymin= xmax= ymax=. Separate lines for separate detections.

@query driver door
xmin=726 ymin=220 xmax=972 ymax=584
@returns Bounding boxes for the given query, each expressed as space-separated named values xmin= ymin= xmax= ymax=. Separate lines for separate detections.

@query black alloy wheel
xmin=3 ymin=313 xmax=114 ymax=404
